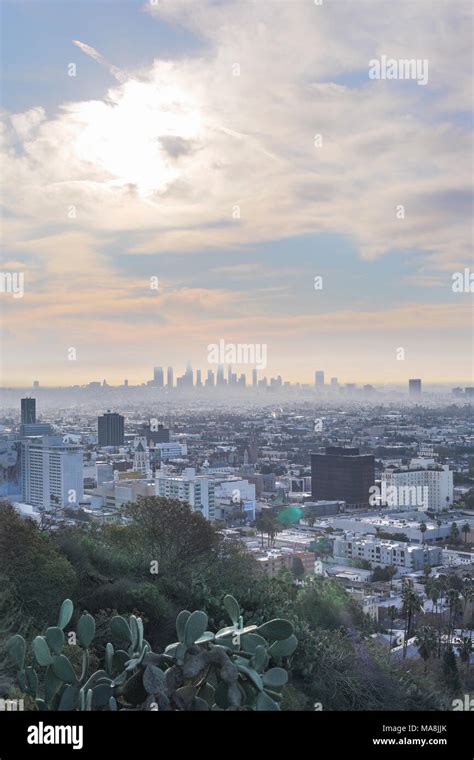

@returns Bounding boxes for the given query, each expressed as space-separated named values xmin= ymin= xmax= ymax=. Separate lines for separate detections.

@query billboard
xmin=0 ymin=439 xmax=21 ymax=497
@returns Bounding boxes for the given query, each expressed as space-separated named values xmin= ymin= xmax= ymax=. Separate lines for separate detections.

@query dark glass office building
xmin=21 ymin=397 xmax=36 ymax=424
xmin=98 ymin=411 xmax=125 ymax=446
xmin=142 ymin=423 xmax=170 ymax=446
xmin=311 ymin=446 xmax=375 ymax=509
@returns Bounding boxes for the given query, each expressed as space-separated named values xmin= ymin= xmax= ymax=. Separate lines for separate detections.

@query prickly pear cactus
xmin=6 ymin=595 xmax=297 ymax=711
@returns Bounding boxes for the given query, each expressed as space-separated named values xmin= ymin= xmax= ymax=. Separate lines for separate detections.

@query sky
xmin=1 ymin=0 xmax=473 ymax=387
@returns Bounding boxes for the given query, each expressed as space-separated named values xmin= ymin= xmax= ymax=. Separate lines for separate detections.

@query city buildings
xmin=334 ymin=533 xmax=442 ymax=572
xmin=97 ymin=411 xmax=125 ymax=446
xmin=409 ymin=378 xmax=422 ymax=397
xmin=381 ymin=464 xmax=453 ymax=512
xmin=319 ymin=513 xmax=453 ymax=543
xmin=90 ymin=477 xmax=155 ymax=510
xmin=21 ymin=435 xmax=83 ymax=510
xmin=132 ymin=437 xmax=150 ymax=475
xmin=311 ymin=446 xmax=375 ymax=509
xmin=20 ymin=397 xmax=36 ymax=424
xmin=153 ymin=442 xmax=187 ymax=462
xmin=141 ymin=423 xmax=170 ymax=446
xmin=18 ymin=397 xmax=52 ymax=437
xmin=96 ymin=462 xmax=114 ymax=485
xmin=19 ymin=422 xmax=53 ymax=437
xmin=153 ymin=367 xmax=164 ymax=388
xmin=155 ymin=467 xmax=217 ymax=520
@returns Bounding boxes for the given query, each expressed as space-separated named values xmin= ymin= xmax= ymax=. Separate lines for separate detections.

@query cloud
xmin=1 ymin=0 xmax=471 ymax=263
xmin=1 ymin=0 xmax=472 ymax=383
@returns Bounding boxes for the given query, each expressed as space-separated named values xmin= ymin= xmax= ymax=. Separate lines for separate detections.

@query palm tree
xmin=445 ymin=589 xmax=462 ymax=646
xmin=387 ymin=564 xmax=397 ymax=591
xmin=457 ymin=636 xmax=472 ymax=672
xmin=436 ymin=575 xmax=449 ymax=657
xmin=255 ymin=514 xmax=266 ymax=548
xmin=419 ymin=521 xmax=427 ymax=544
xmin=436 ymin=519 xmax=442 ymax=541
xmin=425 ymin=577 xmax=440 ymax=616
xmin=461 ymin=522 xmax=470 ymax=544
xmin=387 ymin=604 xmax=397 ymax=657
xmin=449 ymin=522 xmax=460 ymax=545
xmin=401 ymin=579 xmax=423 ymax=659
xmin=460 ymin=575 xmax=473 ymax=634
xmin=415 ymin=626 xmax=438 ymax=673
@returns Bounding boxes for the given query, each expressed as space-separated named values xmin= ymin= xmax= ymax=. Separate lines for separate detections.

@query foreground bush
xmin=7 ymin=595 xmax=297 ymax=711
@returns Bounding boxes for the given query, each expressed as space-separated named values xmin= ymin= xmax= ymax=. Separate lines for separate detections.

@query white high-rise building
xmin=21 ymin=436 xmax=83 ymax=510
xmin=155 ymin=468 xmax=216 ymax=520
xmin=381 ymin=465 xmax=453 ymax=512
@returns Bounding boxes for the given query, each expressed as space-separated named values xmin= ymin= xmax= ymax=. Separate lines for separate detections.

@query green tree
xmin=449 ymin=522 xmax=460 ymax=545
xmin=419 ymin=522 xmax=427 ymax=543
xmin=255 ymin=511 xmax=281 ymax=549
xmin=387 ymin=604 xmax=397 ymax=657
xmin=401 ymin=580 xmax=422 ymax=659
xmin=445 ymin=588 xmax=462 ymax=646
xmin=121 ymin=496 xmax=220 ymax=579
xmin=442 ymin=646 xmax=461 ymax=693
xmin=460 ymin=575 xmax=473 ymax=634
xmin=0 ymin=503 xmax=78 ymax=626
xmin=415 ymin=626 xmax=438 ymax=673
xmin=457 ymin=636 xmax=472 ymax=672
xmin=461 ymin=522 xmax=470 ymax=544
xmin=291 ymin=556 xmax=305 ymax=581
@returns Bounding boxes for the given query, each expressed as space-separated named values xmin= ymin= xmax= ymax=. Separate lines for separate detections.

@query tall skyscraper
xmin=311 ymin=447 xmax=374 ymax=509
xmin=409 ymin=378 xmax=422 ymax=396
xmin=153 ymin=367 xmax=164 ymax=388
xmin=315 ymin=371 xmax=325 ymax=387
xmin=21 ymin=397 xmax=36 ymax=424
xmin=330 ymin=377 xmax=338 ymax=388
xmin=206 ymin=369 xmax=215 ymax=387
xmin=217 ymin=364 xmax=225 ymax=385
xmin=167 ymin=366 xmax=174 ymax=388
xmin=21 ymin=435 xmax=83 ymax=510
xmin=98 ymin=411 xmax=125 ymax=446
xmin=196 ymin=369 xmax=202 ymax=387
xmin=252 ymin=368 xmax=258 ymax=388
